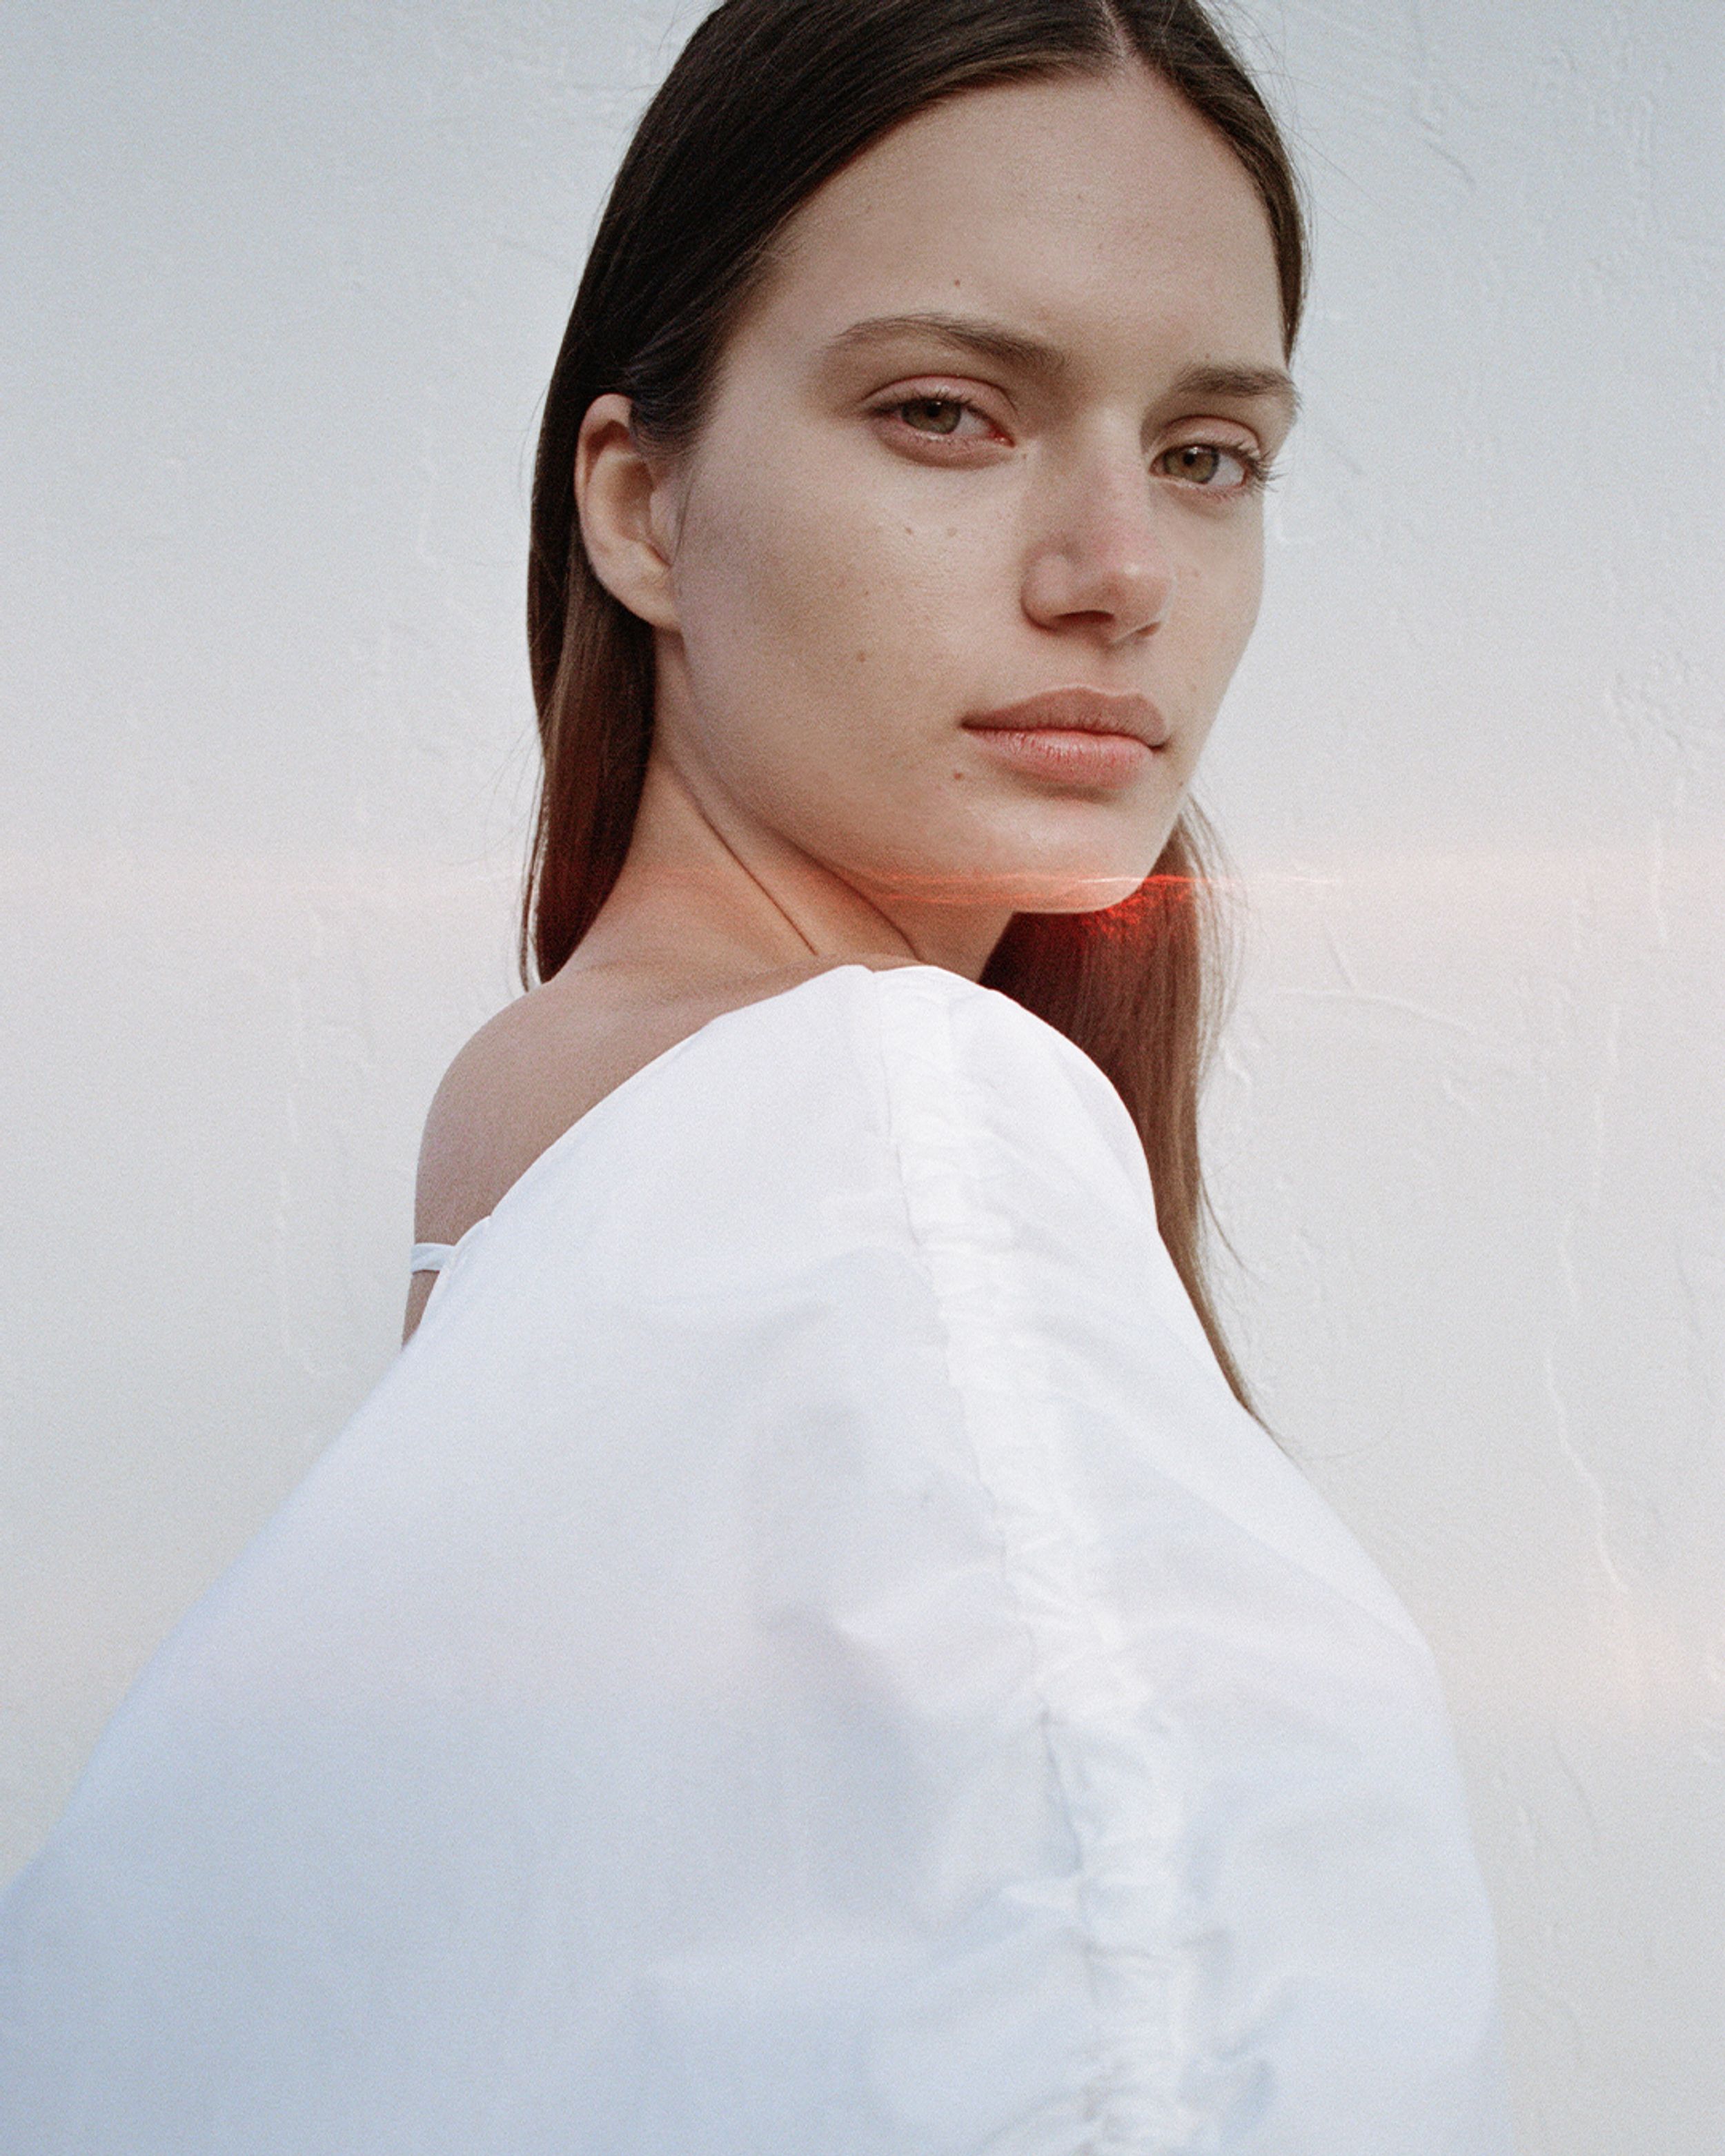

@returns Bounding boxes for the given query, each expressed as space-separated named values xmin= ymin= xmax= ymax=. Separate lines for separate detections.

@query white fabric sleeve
xmin=0 ymin=962 xmax=1513 ymax=2155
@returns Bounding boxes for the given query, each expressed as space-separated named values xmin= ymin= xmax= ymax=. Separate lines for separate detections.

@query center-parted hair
xmin=523 ymin=0 xmax=1308 ymax=1416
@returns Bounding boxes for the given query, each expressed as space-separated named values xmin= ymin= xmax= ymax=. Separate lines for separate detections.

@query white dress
xmin=0 ymin=962 xmax=1515 ymax=2154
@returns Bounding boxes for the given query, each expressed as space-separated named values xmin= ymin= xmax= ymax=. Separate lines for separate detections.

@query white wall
xmin=3 ymin=2 xmax=1720 ymax=2148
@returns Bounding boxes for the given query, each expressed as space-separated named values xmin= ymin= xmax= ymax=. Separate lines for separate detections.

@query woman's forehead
xmin=747 ymin=67 xmax=1284 ymax=369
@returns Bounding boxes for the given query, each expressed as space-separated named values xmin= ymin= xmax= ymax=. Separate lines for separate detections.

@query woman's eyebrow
xmin=816 ymin=311 xmax=1298 ymax=421
xmin=818 ymin=310 xmax=1074 ymax=384
xmin=1168 ymin=361 xmax=1301 ymax=423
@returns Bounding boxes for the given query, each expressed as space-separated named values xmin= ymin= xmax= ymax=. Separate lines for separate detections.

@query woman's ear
xmin=573 ymin=393 xmax=682 ymax=631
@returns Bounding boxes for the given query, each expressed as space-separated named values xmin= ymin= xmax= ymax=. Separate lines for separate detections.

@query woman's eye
xmin=878 ymin=395 xmax=994 ymax=441
xmin=1155 ymin=442 xmax=1263 ymax=492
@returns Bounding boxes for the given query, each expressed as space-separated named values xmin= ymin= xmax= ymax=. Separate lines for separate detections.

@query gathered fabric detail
xmin=876 ymin=970 xmax=1198 ymax=2147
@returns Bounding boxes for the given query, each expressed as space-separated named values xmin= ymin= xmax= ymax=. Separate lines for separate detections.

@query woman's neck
xmin=567 ymin=743 xmax=1011 ymax=987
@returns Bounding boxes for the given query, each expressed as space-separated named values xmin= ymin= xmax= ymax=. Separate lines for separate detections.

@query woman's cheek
xmin=682 ymin=428 xmax=1007 ymax=746
xmin=1172 ymin=528 xmax=1263 ymax=695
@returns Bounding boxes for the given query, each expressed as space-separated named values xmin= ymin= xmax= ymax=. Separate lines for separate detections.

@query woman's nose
xmin=1019 ymin=459 xmax=1175 ymax=644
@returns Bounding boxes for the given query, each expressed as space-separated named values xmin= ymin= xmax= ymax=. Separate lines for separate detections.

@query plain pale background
xmin=3 ymin=1 xmax=1720 ymax=2147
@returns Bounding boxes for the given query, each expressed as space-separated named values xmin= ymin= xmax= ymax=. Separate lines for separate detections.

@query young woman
xmin=0 ymin=3 xmax=1515 ymax=2148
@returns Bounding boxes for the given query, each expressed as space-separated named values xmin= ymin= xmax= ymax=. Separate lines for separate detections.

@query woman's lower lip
xmin=962 ymin=725 xmax=1152 ymax=784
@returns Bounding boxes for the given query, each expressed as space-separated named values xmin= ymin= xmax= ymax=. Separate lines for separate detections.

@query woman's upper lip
xmin=960 ymin=687 xmax=1170 ymax=747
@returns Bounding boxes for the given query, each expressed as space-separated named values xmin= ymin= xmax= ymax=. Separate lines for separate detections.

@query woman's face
xmin=621 ymin=61 xmax=1292 ymax=959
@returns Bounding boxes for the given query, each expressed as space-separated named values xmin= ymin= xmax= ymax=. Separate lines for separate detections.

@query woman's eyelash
xmin=1160 ymin=442 xmax=1281 ymax=494
xmin=871 ymin=397 xmax=1279 ymax=494
xmin=871 ymin=393 xmax=996 ymax=439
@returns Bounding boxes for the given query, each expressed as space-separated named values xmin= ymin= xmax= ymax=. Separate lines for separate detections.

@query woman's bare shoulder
xmin=400 ymin=949 xmax=927 ymax=1342
xmin=412 ymin=950 xmax=925 ymax=1254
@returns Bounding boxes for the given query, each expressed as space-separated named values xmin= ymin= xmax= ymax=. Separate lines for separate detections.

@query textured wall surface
xmin=3 ymin=2 xmax=1720 ymax=2148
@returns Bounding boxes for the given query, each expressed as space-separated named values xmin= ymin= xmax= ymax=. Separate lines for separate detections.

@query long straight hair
xmin=522 ymin=0 xmax=1306 ymax=1416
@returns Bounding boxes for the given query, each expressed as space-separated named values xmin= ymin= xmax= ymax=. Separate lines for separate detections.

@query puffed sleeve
xmin=0 ymin=963 xmax=1513 ymax=2155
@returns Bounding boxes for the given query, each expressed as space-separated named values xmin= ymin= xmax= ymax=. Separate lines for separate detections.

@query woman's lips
xmin=962 ymin=725 xmax=1151 ymax=785
xmin=960 ymin=687 xmax=1167 ymax=786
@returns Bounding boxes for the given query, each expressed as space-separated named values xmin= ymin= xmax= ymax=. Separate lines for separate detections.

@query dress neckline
xmin=417 ymin=960 xmax=978 ymax=1292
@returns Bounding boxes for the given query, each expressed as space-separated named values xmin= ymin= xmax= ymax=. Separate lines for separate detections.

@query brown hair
xmin=522 ymin=0 xmax=1306 ymax=1416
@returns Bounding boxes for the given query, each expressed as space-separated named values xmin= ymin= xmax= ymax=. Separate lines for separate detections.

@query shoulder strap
xmin=409 ymin=1242 xmax=457 ymax=1276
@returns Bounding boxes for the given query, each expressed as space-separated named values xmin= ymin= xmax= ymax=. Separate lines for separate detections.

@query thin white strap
xmin=409 ymin=1241 xmax=457 ymax=1276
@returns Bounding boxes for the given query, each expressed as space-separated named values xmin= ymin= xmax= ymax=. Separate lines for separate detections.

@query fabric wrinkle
xmin=876 ymin=969 xmax=1216 ymax=2148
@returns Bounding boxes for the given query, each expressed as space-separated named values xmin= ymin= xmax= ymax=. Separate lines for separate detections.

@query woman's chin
xmin=1012 ymin=869 xmax=1159 ymax=915
xmin=866 ymin=864 xmax=1159 ymax=916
